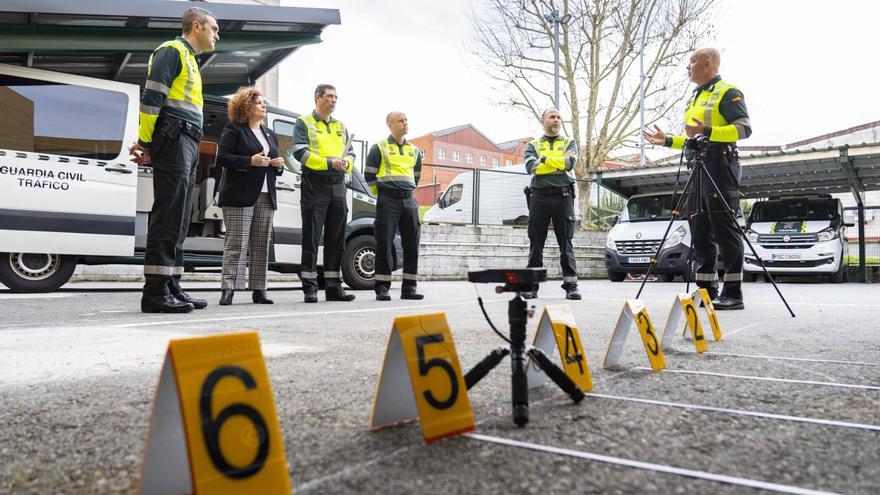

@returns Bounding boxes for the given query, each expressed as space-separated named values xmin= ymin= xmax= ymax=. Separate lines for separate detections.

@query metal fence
xmin=416 ymin=163 xmax=625 ymax=230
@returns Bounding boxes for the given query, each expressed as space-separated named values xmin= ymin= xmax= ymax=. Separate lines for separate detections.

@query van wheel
xmin=830 ymin=262 xmax=846 ymax=283
xmin=608 ymin=271 xmax=626 ymax=282
xmin=342 ymin=236 xmax=376 ymax=290
xmin=743 ymin=272 xmax=757 ymax=283
xmin=0 ymin=253 xmax=77 ymax=293
xmin=661 ymin=273 xmax=675 ymax=282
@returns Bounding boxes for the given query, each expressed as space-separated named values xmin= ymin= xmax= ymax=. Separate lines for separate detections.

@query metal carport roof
xmin=593 ymin=142 xmax=880 ymax=282
xmin=0 ymin=0 xmax=340 ymax=94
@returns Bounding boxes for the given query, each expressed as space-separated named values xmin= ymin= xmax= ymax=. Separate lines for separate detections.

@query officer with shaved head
xmin=644 ymin=48 xmax=752 ymax=310
xmin=364 ymin=111 xmax=423 ymax=301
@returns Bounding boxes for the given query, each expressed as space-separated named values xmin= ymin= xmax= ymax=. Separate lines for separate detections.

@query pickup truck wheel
xmin=342 ymin=235 xmax=376 ymax=290
xmin=0 ymin=253 xmax=77 ymax=293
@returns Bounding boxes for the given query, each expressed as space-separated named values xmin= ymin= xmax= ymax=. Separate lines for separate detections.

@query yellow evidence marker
xmin=694 ymin=288 xmax=723 ymax=341
xmin=370 ymin=313 xmax=475 ymax=443
xmin=661 ymin=293 xmax=708 ymax=353
xmin=526 ymin=304 xmax=592 ymax=392
xmin=140 ymin=331 xmax=291 ymax=495
xmin=602 ymin=299 xmax=666 ymax=371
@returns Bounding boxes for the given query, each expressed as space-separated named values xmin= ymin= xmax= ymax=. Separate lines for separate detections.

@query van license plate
xmin=627 ymin=256 xmax=651 ymax=264
xmin=771 ymin=253 xmax=802 ymax=261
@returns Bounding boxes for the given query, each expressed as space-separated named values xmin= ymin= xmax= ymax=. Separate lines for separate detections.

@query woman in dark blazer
xmin=217 ymin=87 xmax=284 ymax=305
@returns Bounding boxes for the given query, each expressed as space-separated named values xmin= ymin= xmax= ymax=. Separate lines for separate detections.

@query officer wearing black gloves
xmin=523 ymin=108 xmax=581 ymax=301
xmin=644 ymin=47 xmax=751 ymax=310
xmin=129 ymin=7 xmax=219 ymax=313
xmin=292 ymin=84 xmax=357 ymax=303
xmin=364 ymin=112 xmax=423 ymax=301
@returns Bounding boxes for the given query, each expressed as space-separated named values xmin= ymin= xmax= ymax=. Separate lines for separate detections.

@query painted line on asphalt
xmin=110 ymin=298 xmax=509 ymax=328
xmin=635 ymin=367 xmax=880 ymax=391
xmin=722 ymin=321 xmax=761 ymax=337
xmin=465 ymin=433 xmax=838 ymax=495
xmin=585 ymin=393 xmax=880 ymax=432
xmin=701 ymin=351 xmax=880 ymax=367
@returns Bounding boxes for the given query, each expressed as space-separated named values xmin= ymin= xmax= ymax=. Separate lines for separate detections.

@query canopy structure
xmin=594 ymin=143 xmax=880 ymax=282
xmin=0 ymin=0 xmax=340 ymax=94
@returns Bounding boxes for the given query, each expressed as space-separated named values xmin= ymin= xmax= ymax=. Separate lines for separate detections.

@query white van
xmin=0 ymin=63 xmax=397 ymax=292
xmin=604 ymin=192 xmax=692 ymax=282
xmin=743 ymin=194 xmax=850 ymax=283
xmin=423 ymin=164 xmax=578 ymax=226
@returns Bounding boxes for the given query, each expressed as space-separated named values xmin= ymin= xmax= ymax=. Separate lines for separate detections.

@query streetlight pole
xmin=545 ymin=10 xmax=572 ymax=110
xmin=639 ymin=0 xmax=657 ymax=168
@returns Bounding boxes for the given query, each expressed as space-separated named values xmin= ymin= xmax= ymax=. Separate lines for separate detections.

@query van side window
xmin=272 ymin=119 xmax=302 ymax=174
xmin=442 ymin=183 xmax=463 ymax=207
xmin=0 ymin=74 xmax=128 ymax=160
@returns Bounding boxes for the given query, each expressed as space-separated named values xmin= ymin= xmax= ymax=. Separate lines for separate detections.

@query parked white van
xmin=0 ymin=63 xmax=397 ymax=292
xmin=604 ymin=192 xmax=692 ymax=282
xmin=743 ymin=194 xmax=850 ymax=283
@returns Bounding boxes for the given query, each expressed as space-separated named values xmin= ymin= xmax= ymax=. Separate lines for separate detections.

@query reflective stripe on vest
xmin=530 ymin=136 xmax=573 ymax=176
xmin=148 ymin=39 xmax=203 ymax=114
xmin=298 ymin=114 xmax=347 ymax=171
xmin=376 ymin=140 xmax=418 ymax=188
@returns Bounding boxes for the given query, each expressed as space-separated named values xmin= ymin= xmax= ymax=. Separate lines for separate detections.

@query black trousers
xmin=527 ymin=188 xmax=578 ymax=291
xmin=374 ymin=192 xmax=420 ymax=291
xmin=300 ymin=176 xmax=347 ymax=293
xmin=687 ymin=148 xmax=744 ymax=298
xmin=143 ymin=120 xmax=198 ymax=297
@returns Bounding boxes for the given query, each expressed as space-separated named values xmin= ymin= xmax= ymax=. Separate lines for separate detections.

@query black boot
xmin=375 ymin=286 xmax=391 ymax=301
xmin=326 ymin=288 xmax=355 ymax=301
xmin=142 ymin=294 xmax=194 ymax=313
xmin=304 ymin=291 xmax=318 ymax=303
xmin=252 ymin=290 xmax=273 ymax=304
xmin=401 ymin=288 xmax=424 ymax=300
xmin=219 ymin=289 xmax=234 ymax=305
xmin=173 ymin=290 xmax=208 ymax=310
xmin=565 ymin=287 xmax=582 ymax=300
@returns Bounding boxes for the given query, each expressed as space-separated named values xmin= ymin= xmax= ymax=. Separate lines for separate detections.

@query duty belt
xmin=304 ymin=172 xmax=343 ymax=184
xmin=163 ymin=116 xmax=203 ymax=142
xmin=378 ymin=188 xmax=413 ymax=199
xmin=531 ymin=186 xmax=573 ymax=196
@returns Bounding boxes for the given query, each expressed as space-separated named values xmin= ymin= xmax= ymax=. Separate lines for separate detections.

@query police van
xmin=0 ymin=62 xmax=396 ymax=292
xmin=743 ymin=194 xmax=850 ymax=283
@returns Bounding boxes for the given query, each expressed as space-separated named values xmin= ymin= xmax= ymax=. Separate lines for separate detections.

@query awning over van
xmin=0 ymin=0 xmax=340 ymax=94
xmin=595 ymin=143 xmax=880 ymax=201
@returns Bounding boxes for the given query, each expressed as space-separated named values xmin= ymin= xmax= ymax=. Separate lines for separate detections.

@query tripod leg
xmin=635 ymin=170 xmax=697 ymax=299
xmin=511 ymin=346 xmax=529 ymax=426
xmin=464 ymin=348 xmax=509 ymax=389
xmin=700 ymin=167 xmax=796 ymax=318
xmin=528 ymin=348 xmax=585 ymax=403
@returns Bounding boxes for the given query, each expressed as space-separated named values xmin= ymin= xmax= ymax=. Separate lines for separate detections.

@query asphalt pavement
xmin=1 ymin=279 xmax=878 ymax=494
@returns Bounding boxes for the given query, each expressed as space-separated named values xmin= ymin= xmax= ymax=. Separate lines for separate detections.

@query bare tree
xmin=472 ymin=0 xmax=718 ymax=224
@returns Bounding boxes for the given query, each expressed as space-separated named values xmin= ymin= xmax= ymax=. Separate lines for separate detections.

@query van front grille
xmin=616 ymin=239 xmax=661 ymax=255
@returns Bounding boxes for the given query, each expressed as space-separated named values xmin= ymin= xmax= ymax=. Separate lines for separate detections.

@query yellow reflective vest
xmin=669 ymin=79 xmax=748 ymax=149
xmin=297 ymin=113 xmax=353 ymax=174
xmin=138 ymin=38 xmax=203 ymax=145
xmin=367 ymin=139 xmax=419 ymax=195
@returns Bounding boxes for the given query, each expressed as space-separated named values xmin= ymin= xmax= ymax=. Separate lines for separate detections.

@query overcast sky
xmin=278 ymin=0 xmax=878 ymax=151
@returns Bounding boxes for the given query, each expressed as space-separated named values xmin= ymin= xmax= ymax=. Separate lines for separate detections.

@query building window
xmin=438 ymin=148 xmax=446 ymax=159
xmin=452 ymin=150 xmax=460 ymax=162
xmin=505 ymin=159 xmax=512 ymax=166
xmin=479 ymin=155 xmax=486 ymax=166
xmin=466 ymin=152 xmax=473 ymax=164
xmin=492 ymin=157 xmax=499 ymax=167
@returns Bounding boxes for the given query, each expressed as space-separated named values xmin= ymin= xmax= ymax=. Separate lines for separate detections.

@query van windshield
xmin=622 ymin=194 xmax=687 ymax=222
xmin=750 ymin=199 xmax=837 ymax=222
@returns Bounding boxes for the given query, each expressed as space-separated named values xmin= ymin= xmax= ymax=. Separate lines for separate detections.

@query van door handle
xmin=104 ymin=165 xmax=133 ymax=174
xmin=276 ymin=182 xmax=295 ymax=192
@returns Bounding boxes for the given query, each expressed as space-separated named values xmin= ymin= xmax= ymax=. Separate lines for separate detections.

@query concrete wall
xmin=72 ymin=225 xmax=609 ymax=282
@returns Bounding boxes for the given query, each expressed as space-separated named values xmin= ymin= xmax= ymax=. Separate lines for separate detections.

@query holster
xmin=523 ymin=186 xmax=532 ymax=209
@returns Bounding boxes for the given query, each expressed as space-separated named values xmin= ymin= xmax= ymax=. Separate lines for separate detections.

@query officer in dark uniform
xmin=364 ymin=111 xmax=423 ymax=301
xmin=644 ymin=47 xmax=751 ymax=310
xmin=129 ymin=7 xmax=219 ymax=313
xmin=523 ymin=107 xmax=581 ymax=300
xmin=292 ymin=84 xmax=357 ymax=303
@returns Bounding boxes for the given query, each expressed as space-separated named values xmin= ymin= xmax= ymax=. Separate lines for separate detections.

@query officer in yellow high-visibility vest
xmin=523 ymin=107 xmax=581 ymax=300
xmin=364 ymin=112 xmax=423 ymax=301
xmin=292 ymin=84 xmax=357 ymax=303
xmin=128 ymin=7 xmax=219 ymax=313
xmin=644 ymin=47 xmax=752 ymax=310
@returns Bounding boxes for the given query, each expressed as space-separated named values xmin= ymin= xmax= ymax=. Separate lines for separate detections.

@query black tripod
xmin=635 ymin=137 xmax=795 ymax=318
xmin=465 ymin=268 xmax=584 ymax=426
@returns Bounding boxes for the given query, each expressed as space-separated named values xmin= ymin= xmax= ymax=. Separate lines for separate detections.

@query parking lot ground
xmin=1 ymin=280 xmax=878 ymax=494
